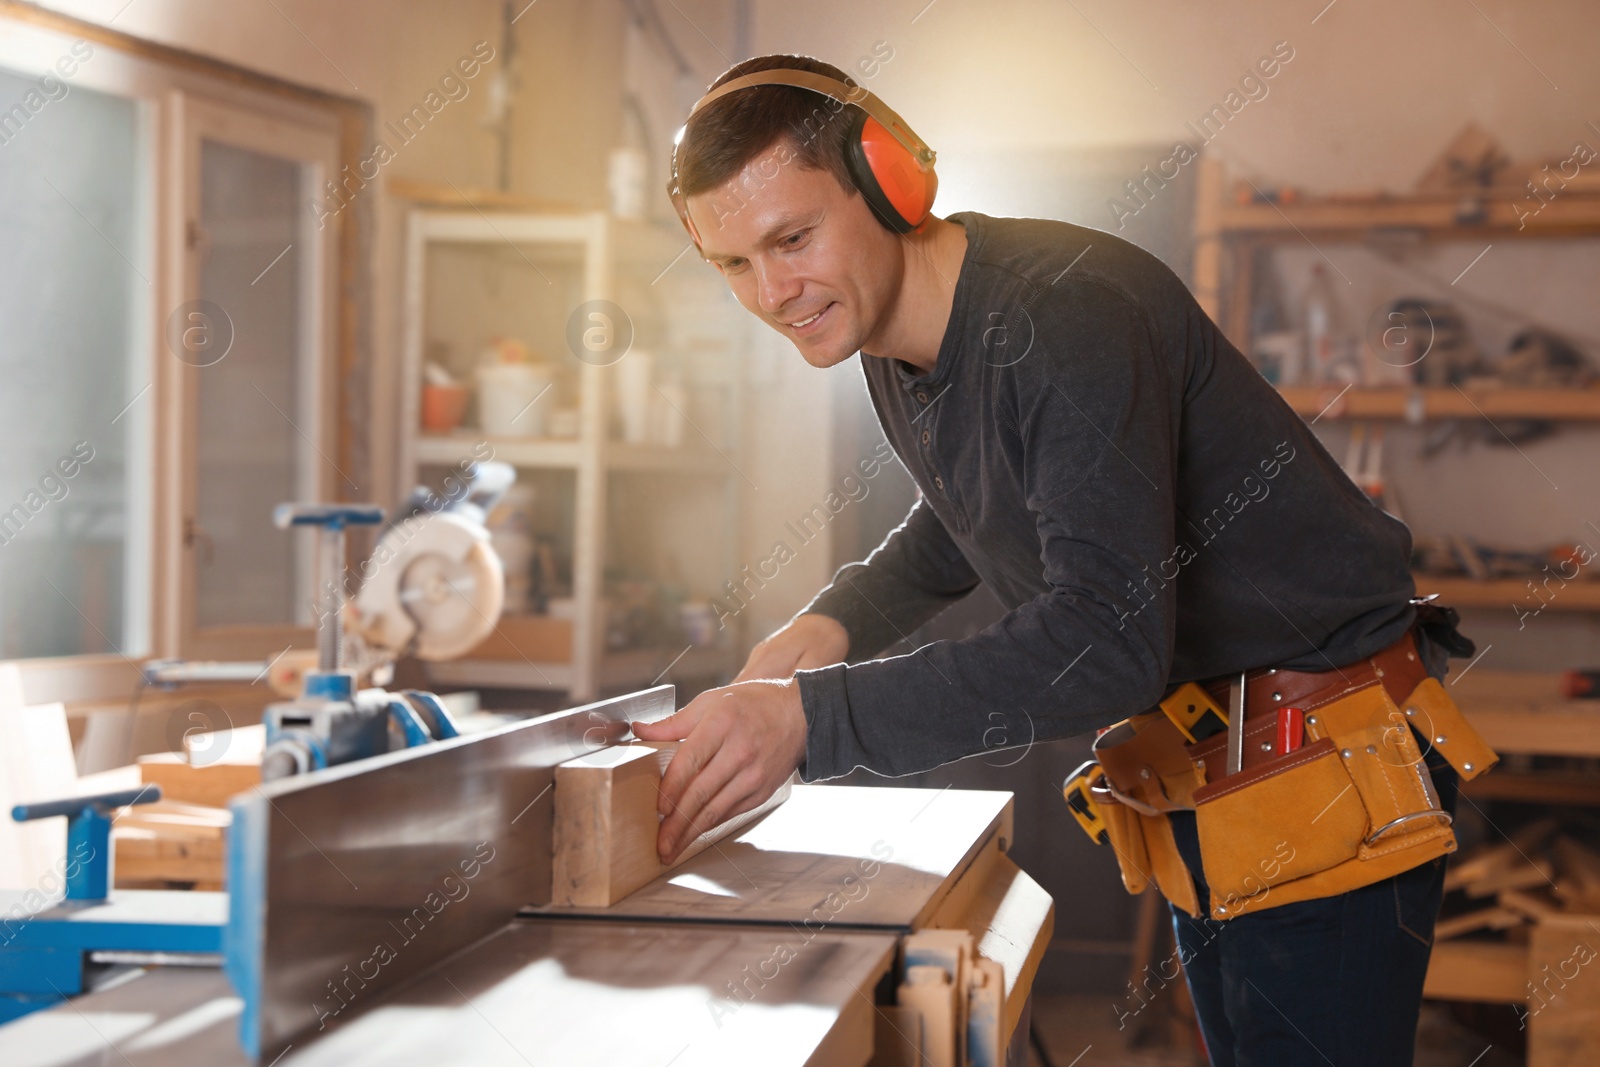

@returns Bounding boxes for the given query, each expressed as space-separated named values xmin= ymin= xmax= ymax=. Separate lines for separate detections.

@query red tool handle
xmin=1277 ymin=707 xmax=1304 ymax=753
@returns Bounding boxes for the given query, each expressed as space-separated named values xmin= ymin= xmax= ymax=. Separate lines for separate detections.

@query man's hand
xmin=734 ymin=613 xmax=849 ymax=682
xmin=631 ymin=678 xmax=807 ymax=865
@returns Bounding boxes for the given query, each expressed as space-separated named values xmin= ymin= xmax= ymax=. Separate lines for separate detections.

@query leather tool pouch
xmin=1095 ymin=673 xmax=1497 ymax=921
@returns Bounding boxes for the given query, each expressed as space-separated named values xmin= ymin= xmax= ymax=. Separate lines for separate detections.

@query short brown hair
xmin=672 ymin=54 xmax=861 ymax=200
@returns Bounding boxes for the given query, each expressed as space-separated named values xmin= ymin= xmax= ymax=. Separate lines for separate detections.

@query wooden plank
xmin=1527 ymin=922 xmax=1600 ymax=1067
xmin=1434 ymin=906 xmax=1523 ymax=941
xmin=1191 ymin=156 xmax=1226 ymax=320
xmin=387 ymin=177 xmax=581 ymax=214
xmin=534 ymin=785 xmax=1015 ymax=931
xmin=1424 ymin=940 xmax=1528 ymax=1003
xmin=1277 ymin=386 xmax=1600 ymax=422
xmin=139 ymin=751 xmax=261 ymax=808
xmin=0 ymin=687 xmax=78 ymax=891
xmin=899 ymin=964 xmax=959 ymax=1067
xmin=550 ymin=742 xmax=789 ymax=907
xmin=1217 ymin=191 xmax=1600 ymax=236
xmin=1442 ymin=674 xmax=1600 ymax=765
xmin=1464 ymin=774 xmax=1600 ymax=807
xmin=929 ymin=852 xmax=1055 ymax=1041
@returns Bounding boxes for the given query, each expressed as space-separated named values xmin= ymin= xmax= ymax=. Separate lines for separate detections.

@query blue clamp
xmin=11 ymin=785 xmax=162 ymax=901
xmin=403 ymin=690 xmax=461 ymax=740
xmin=271 ymin=503 xmax=384 ymax=531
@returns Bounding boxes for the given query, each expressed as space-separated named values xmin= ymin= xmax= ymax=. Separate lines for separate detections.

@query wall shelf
xmin=425 ymin=645 xmax=737 ymax=693
xmin=415 ymin=434 xmax=731 ymax=476
xmin=1277 ymin=386 xmax=1600 ymax=422
xmin=1217 ymin=190 xmax=1600 ymax=240
xmin=1414 ymin=574 xmax=1600 ymax=611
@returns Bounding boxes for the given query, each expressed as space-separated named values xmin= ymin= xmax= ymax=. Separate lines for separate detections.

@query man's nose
xmin=755 ymin=259 xmax=803 ymax=316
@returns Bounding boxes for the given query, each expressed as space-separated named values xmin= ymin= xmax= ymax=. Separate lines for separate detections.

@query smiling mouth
xmin=782 ymin=303 xmax=833 ymax=334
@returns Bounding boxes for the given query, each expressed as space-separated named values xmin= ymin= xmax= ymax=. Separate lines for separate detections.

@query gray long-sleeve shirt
xmin=794 ymin=212 xmax=1415 ymax=781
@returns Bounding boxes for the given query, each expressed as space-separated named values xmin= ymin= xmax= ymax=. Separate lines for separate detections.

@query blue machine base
xmin=0 ymin=888 xmax=226 ymax=1023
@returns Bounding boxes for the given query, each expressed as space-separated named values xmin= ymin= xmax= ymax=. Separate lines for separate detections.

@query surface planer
xmin=0 ymin=684 xmax=1054 ymax=1067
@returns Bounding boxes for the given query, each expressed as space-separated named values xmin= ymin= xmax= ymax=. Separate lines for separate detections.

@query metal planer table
xmin=0 ymin=686 xmax=1052 ymax=1066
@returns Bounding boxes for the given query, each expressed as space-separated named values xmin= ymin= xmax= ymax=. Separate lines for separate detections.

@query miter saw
xmin=259 ymin=461 xmax=515 ymax=779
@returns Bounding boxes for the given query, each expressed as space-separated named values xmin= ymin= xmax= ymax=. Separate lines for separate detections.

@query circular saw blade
xmin=396 ymin=539 xmax=504 ymax=659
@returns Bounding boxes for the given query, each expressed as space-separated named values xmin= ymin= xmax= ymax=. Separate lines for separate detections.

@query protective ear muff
xmin=843 ymin=108 xmax=939 ymax=234
xmin=670 ymin=68 xmax=938 ymax=247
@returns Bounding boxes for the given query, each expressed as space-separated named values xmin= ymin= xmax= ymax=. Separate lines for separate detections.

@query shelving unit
xmin=1193 ymin=155 xmax=1600 ymax=355
xmin=1193 ymin=157 xmax=1600 ymax=617
xmin=399 ymin=204 xmax=746 ymax=701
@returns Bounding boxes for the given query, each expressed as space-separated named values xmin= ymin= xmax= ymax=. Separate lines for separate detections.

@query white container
xmin=477 ymin=363 xmax=555 ymax=437
xmin=608 ymin=147 xmax=650 ymax=221
xmin=652 ymin=381 xmax=687 ymax=448
xmin=614 ymin=349 xmax=654 ymax=445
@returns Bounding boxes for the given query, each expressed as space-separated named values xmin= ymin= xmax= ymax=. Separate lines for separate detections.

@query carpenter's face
xmin=688 ymin=141 xmax=903 ymax=368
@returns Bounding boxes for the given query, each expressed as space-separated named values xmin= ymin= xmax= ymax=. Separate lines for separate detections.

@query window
xmin=0 ymin=61 xmax=146 ymax=659
xmin=0 ymin=11 xmax=361 ymax=700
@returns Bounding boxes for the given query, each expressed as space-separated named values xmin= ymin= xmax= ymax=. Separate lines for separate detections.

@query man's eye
xmin=781 ymin=231 xmax=808 ymax=248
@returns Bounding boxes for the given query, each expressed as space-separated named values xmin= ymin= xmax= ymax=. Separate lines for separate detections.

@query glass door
xmin=173 ymin=96 xmax=340 ymax=658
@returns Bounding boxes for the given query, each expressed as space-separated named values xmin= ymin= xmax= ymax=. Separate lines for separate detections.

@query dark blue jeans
xmin=1168 ymin=749 xmax=1459 ymax=1067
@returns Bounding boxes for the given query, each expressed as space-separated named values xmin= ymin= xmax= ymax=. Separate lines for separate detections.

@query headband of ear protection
xmin=667 ymin=68 xmax=939 ymax=246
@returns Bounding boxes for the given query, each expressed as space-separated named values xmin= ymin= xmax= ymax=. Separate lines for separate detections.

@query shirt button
xmin=915 ymin=391 xmax=929 ymax=403
xmin=921 ymin=430 xmax=931 ymax=445
xmin=934 ymin=476 xmax=945 ymax=491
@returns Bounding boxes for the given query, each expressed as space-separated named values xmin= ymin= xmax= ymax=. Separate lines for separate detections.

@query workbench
xmin=0 ymin=688 xmax=1053 ymax=1066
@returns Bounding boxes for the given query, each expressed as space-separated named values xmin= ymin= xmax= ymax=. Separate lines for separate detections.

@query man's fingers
xmin=630 ymin=700 xmax=708 ymax=742
xmin=657 ymin=741 xmax=744 ymax=862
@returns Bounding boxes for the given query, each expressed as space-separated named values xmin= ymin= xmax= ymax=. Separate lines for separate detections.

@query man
xmin=632 ymin=54 xmax=1489 ymax=1066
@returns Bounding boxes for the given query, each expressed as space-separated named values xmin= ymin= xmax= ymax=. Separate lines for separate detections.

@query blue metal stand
xmin=1 ymin=785 xmax=226 ymax=1023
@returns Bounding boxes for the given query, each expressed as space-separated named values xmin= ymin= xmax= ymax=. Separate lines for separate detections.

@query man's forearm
xmin=802 ymin=497 xmax=980 ymax=661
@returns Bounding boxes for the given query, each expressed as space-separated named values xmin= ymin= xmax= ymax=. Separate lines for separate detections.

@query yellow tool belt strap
xmin=1091 ymin=670 xmax=1497 ymax=921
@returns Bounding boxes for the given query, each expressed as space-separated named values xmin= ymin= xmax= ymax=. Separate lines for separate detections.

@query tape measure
xmin=1157 ymin=681 xmax=1230 ymax=744
xmin=1062 ymin=761 xmax=1109 ymax=845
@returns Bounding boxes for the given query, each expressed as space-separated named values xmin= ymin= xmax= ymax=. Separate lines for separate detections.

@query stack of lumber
xmin=1434 ymin=819 xmax=1600 ymax=941
xmin=113 ymin=799 xmax=229 ymax=891
xmin=1427 ymin=819 xmax=1600 ymax=1066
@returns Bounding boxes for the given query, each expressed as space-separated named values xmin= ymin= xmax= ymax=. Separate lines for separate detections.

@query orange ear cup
xmin=848 ymin=113 xmax=938 ymax=232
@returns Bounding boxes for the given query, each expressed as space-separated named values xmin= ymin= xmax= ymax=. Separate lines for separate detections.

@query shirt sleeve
xmin=800 ymin=495 xmax=982 ymax=662
xmin=795 ymin=287 xmax=1179 ymax=781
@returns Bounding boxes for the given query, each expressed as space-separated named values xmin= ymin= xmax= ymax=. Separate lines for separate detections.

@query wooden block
xmin=113 ymin=800 xmax=229 ymax=887
xmin=549 ymin=742 xmax=789 ymax=907
xmin=1464 ymin=857 xmax=1556 ymax=899
xmin=898 ymin=964 xmax=957 ymax=1067
xmin=1500 ymin=888 xmax=1561 ymax=923
xmin=1553 ymin=837 xmax=1600 ymax=912
xmin=138 ymin=752 xmax=260 ymax=808
xmin=1434 ymin=906 xmax=1524 ymax=941
xmin=533 ymin=786 xmax=1015 ymax=931
xmin=966 ymin=956 xmax=1005 ymax=1067
xmin=869 ymin=1004 xmax=924 ymax=1067
xmin=1424 ymin=940 xmax=1528 ymax=1003
xmin=1527 ymin=921 xmax=1600 ymax=1067
xmin=903 ymin=928 xmax=973 ymax=1051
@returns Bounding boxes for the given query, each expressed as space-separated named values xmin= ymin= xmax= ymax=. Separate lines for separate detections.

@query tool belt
xmin=1079 ymin=626 xmax=1498 ymax=921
